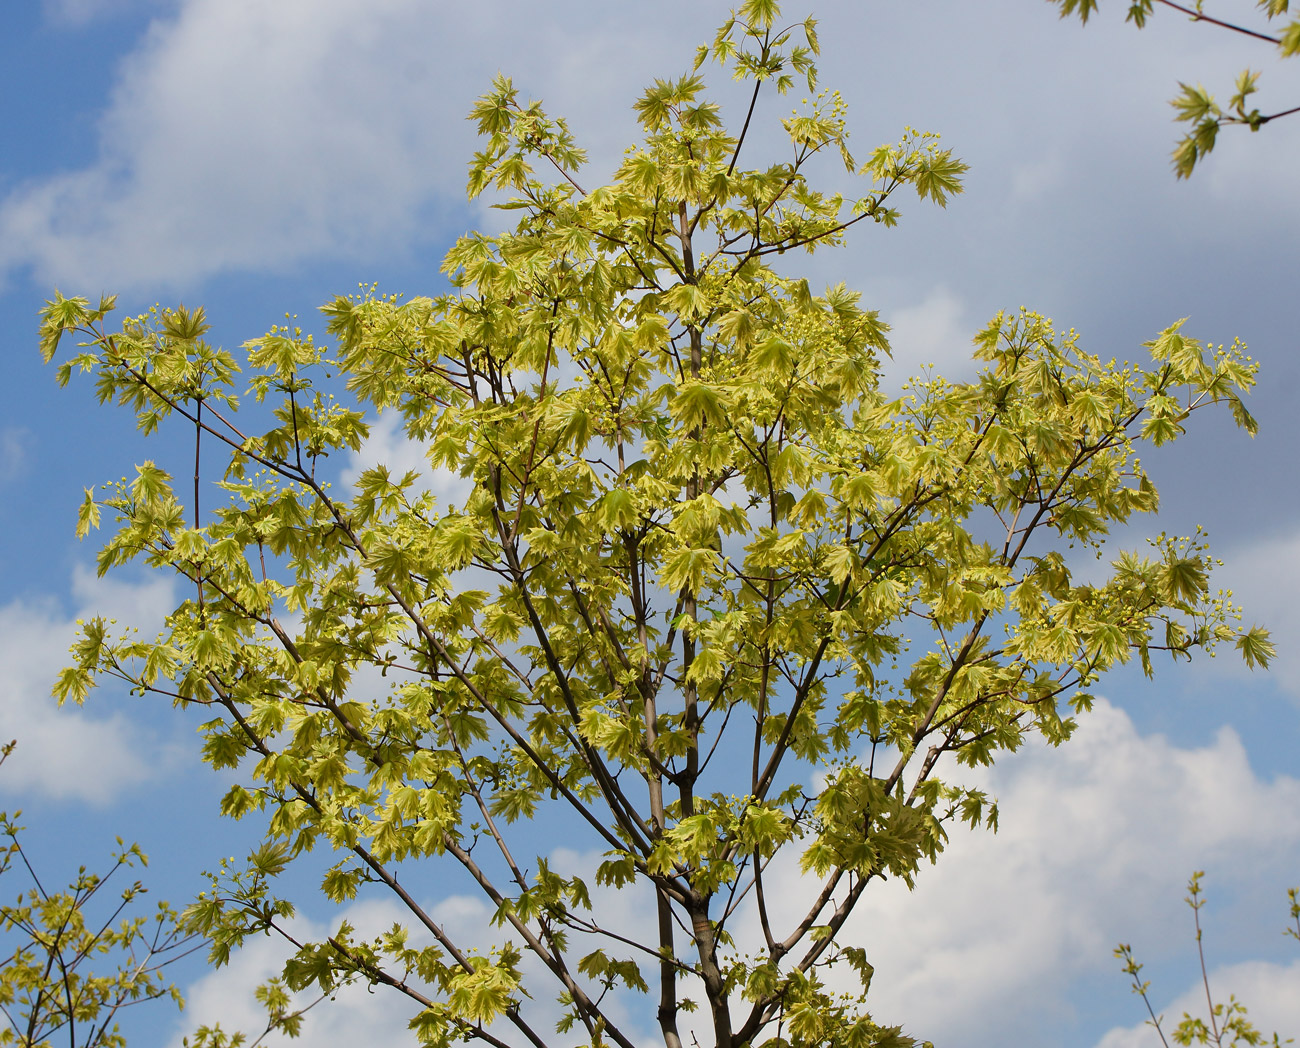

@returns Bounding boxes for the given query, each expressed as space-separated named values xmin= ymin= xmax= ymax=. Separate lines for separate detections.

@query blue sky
xmin=1 ymin=1 xmax=1298 ymax=1046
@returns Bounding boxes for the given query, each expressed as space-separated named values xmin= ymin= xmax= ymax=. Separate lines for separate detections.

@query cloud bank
xmin=0 ymin=565 xmax=177 ymax=803
xmin=4 ymin=0 xmax=471 ymax=291
xmin=162 ymin=700 xmax=1300 ymax=1047
xmin=753 ymin=699 xmax=1300 ymax=1046
xmin=0 ymin=0 xmax=717 ymax=293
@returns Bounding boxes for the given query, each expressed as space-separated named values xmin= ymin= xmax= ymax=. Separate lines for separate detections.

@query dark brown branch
xmin=1153 ymin=0 xmax=1281 ymax=44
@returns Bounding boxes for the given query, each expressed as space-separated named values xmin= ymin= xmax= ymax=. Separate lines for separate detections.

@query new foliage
xmin=1052 ymin=0 xmax=1300 ymax=176
xmin=0 ymin=743 xmax=195 ymax=1048
xmin=1116 ymin=875 xmax=1299 ymax=1047
xmin=40 ymin=4 xmax=1271 ymax=1046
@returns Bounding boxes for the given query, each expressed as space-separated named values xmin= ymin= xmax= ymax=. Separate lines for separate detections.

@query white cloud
xmin=171 ymin=889 xmax=615 ymax=1048
xmin=2 ymin=0 xmax=469 ymax=291
xmin=171 ymin=898 xmax=425 ymax=1048
xmin=340 ymin=412 xmax=473 ymax=509
xmin=1095 ymin=959 xmax=1300 ymax=1048
xmin=1215 ymin=527 xmax=1300 ymax=698
xmin=0 ymin=0 xmax=716 ymax=293
xmin=158 ymin=700 xmax=1300 ymax=1048
xmin=748 ymin=699 xmax=1300 ymax=1046
xmin=879 ymin=286 xmax=977 ymax=392
xmin=0 ymin=565 xmax=177 ymax=803
xmin=0 ymin=427 xmax=31 ymax=484
xmin=68 ymin=560 xmax=174 ymax=625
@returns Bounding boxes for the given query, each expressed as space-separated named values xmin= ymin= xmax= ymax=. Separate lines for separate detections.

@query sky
xmin=1 ymin=1 xmax=1297 ymax=1046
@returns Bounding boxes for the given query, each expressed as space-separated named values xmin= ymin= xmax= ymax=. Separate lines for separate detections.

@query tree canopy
xmin=37 ymin=3 xmax=1272 ymax=1046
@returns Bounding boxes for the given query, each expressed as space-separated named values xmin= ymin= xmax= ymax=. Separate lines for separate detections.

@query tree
xmin=0 ymin=741 xmax=197 ymax=1047
xmin=1051 ymin=0 xmax=1300 ymax=176
xmin=1115 ymin=874 xmax=1299 ymax=1047
xmin=38 ymin=3 xmax=1273 ymax=1046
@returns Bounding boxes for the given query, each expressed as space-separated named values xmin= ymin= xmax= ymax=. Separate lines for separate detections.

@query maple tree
xmin=38 ymin=3 xmax=1272 ymax=1045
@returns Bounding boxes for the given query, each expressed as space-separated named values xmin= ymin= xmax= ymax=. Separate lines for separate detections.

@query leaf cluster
xmin=1050 ymin=0 xmax=1300 ymax=176
xmin=0 ymin=746 xmax=197 ymax=1048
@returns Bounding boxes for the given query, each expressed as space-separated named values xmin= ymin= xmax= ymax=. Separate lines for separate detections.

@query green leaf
xmin=1235 ymin=625 xmax=1275 ymax=669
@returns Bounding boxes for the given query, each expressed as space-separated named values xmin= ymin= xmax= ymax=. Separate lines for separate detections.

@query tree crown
xmin=38 ymin=4 xmax=1271 ymax=1046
